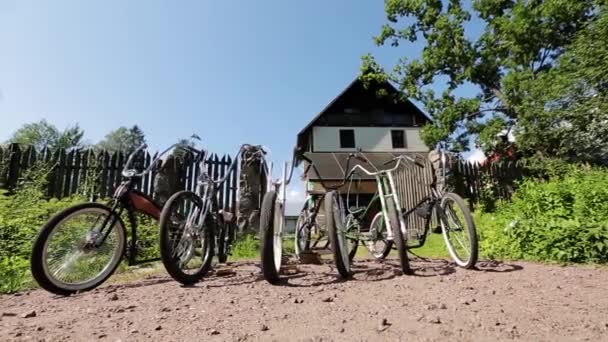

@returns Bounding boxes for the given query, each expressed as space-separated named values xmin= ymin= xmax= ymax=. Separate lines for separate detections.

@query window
xmin=391 ymin=130 xmax=406 ymax=148
xmin=339 ymin=129 xmax=355 ymax=148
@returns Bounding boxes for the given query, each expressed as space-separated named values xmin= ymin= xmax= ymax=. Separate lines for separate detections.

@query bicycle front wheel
xmin=439 ymin=192 xmax=478 ymax=269
xmin=159 ymin=191 xmax=214 ymax=285
xmin=31 ymin=203 xmax=126 ymax=296
xmin=260 ymin=191 xmax=283 ymax=284
xmin=387 ymin=196 xmax=412 ymax=275
xmin=325 ymin=191 xmax=351 ymax=278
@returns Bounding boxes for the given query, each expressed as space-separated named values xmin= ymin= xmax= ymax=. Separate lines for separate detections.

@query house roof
xmin=296 ymin=75 xmax=432 ymax=151
xmin=303 ymin=152 xmax=429 ymax=180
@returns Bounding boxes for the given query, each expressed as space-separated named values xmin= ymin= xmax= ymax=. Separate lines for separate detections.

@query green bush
xmin=0 ymin=256 xmax=33 ymax=294
xmin=0 ymin=166 xmax=87 ymax=293
xmin=231 ymin=233 xmax=260 ymax=259
xmin=478 ymin=165 xmax=608 ymax=263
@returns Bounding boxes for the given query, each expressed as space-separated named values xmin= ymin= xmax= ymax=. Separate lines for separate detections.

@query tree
xmin=517 ymin=8 xmax=608 ymax=164
xmin=8 ymin=120 xmax=84 ymax=150
xmin=96 ymin=125 xmax=146 ymax=154
xmin=364 ymin=0 xmax=604 ymax=161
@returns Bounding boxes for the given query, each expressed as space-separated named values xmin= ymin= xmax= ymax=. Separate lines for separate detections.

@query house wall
xmin=312 ymin=126 xmax=428 ymax=153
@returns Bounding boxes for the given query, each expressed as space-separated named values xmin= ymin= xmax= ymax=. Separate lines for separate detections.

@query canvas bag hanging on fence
xmin=236 ymin=146 xmax=267 ymax=233
xmin=427 ymin=149 xmax=457 ymax=192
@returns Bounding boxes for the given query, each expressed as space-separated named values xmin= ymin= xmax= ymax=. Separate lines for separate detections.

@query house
xmin=284 ymin=215 xmax=298 ymax=234
xmin=296 ymin=74 xmax=432 ymax=200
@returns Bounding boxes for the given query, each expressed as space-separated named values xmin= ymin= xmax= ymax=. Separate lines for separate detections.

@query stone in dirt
xmin=377 ymin=318 xmax=391 ymax=332
xmin=155 ymin=325 xmax=162 ymax=331
xmin=210 ymin=329 xmax=220 ymax=335
xmin=429 ymin=317 xmax=442 ymax=324
xmin=21 ymin=310 xmax=36 ymax=318
xmin=109 ymin=293 xmax=119 ymax=301
xmin=260 ymin=324 xmax=269 ymax=331
xmin=322 ymin=297 xmax=334 ymax=303
xmin=280 ymin=264 xmax=300 ymax=275
xmin=2 ymin=312 xmax=17 ymax=317
xmin=215 ymin=268 xmax=236 ymax=277
xmin=299 ymin=251 xmax=323 ymax=265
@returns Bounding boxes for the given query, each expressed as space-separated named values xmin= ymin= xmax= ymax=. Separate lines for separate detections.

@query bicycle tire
xmin=325 ymin=191 xmax=351 ymax=278
xmin=159 ymin=191 xmax=214 ymax=285
xmin=294 ymin=201 xmax=311 ymax=258
xmin=439 ymin=192 xmax=478 ymax=269
xmin=387 ymin=196 xmax=412 ymax=275
xmin=31 ymin=202 xmax=126 ymax=296
xmin=260 ymin=191 xmax=282 ymax=284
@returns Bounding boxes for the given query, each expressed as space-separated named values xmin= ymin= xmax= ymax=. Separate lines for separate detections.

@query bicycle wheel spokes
xmin=165 ymin=197 xmax=209 ymax=276
xmin=43 ymin=209 xmax=122 ymax=287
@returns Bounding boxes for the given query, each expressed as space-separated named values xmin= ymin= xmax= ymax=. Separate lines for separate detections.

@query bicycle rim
xmin=366 ymin=212 xmax=391 ymax=259
xmin=41 ymin=207 xmax=124 ymax=291
xmin=273 ymin=201 xmax=283 ymax=270
xmin=440 ymin=195 xmax=475 ymax=267
xmin=165 ymin=196 xmax=211 ymax=275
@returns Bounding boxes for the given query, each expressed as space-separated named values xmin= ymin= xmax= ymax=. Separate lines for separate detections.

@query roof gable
xmin=297 ymin=76 xmax=431 ymax=150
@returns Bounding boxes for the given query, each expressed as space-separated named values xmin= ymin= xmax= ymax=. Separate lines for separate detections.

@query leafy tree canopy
xmin=363 ymin=0 xmax=606 ymax=163
xmin=96 ymin=125 xmax=146 ymax=154
xmin=8 ymin=120 xmax=84 ymax=150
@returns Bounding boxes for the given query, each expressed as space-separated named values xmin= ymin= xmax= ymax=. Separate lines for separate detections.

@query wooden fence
xmin=0 ymin=144 xmax=238 ymax=210
xmin=394 ymin=158 xmax=525 ymax=238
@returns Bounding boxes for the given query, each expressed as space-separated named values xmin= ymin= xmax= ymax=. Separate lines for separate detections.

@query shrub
xmin=0 ymin=162 xmax=86 ymax=293
xmin=478 ymin=165 xmax=608 ymax=263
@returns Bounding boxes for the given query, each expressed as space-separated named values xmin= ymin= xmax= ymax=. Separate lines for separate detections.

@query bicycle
xmin=159 ymin=143 xmax=268 ymax=285
xmin=30 ymin=142 xmax=182 ymax=295
xmin=261 ymin=149 xmax=367 ymax=283
xmin=325 ymin=152 xmax=424 ymax=278
xmin=400 ymin=146 xmax=479 ymax=269
xmin=293 ymin=168 xmax=393 ymax=262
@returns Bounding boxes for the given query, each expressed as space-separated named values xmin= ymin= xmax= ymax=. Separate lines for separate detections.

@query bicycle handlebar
xmin=122 ymin=143 xmax=177 ymax=178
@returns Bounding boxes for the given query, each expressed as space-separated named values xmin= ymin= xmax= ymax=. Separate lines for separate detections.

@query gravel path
xmin=2 ymin=258 xmax=608 ymax=341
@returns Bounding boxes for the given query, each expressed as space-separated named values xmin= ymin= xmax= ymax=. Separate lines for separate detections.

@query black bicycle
xmin=30 ymin=142 xmax=181 ymax=295
xmin=401 ymin=147 xmax=479 ymax=268
xmin=159 ymin=143 xmax=267 ymax=285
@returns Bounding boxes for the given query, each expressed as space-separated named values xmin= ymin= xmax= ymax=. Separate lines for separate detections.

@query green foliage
xmin=477 ymin=166 xmax=608 ymax=263
xmin=231 ymin=233 xmax=260 ymax=260
xmin=96 ymin=125 xmax=146 ymax=154
xmin=365 ymin=0 xmax=605 ymax=161
xmin=0 ymin=163 xmax=86 ymax=293
xmin=0 ymin=256 xmax=32 ymax=294
xmin=8 ymin=119 xmax=85 ymax=150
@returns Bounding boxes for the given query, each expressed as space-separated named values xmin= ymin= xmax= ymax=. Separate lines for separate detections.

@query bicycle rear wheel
xmin=260 ymin=191 xmax=284 ymax=284
xmin=364 ymin=211 xmax=393 ymax=260
xmin=294 ymin=201 xmax=312 ymax=259
xmin=325 ymin=191 xmax=351 ymax=278
xmin=159 ymin=191 xmax=214 ymax=285
xmin=439 ymin=192 xmax=478 ymax=269
xmin=31 ymin=203 xmax=126 ymax=295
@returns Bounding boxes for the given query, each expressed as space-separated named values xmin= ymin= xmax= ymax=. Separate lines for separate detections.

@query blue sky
xmin=0 ymin=0 xmax=483 ymax=212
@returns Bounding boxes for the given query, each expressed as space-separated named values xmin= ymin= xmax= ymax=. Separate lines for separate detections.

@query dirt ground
xmin=1 ymin=258 xmax=608 ymax=342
